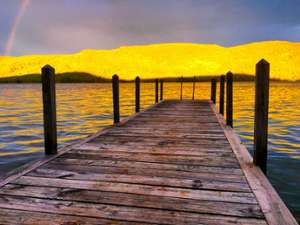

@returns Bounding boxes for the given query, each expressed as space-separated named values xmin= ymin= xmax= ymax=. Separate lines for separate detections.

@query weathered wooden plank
xmin=114 ymin=124 xmax=224 ymax=131
xmin=72 ymin=144 xmax=235 ymax=157
xmin=60 ymin=151 xmax=240 ymax=168
xmin=130 ymin=118 xmax=219 ymax=123
xmin=29 ymin=166 xmax=249 ymax=189
xmin=144 ymin=110 xmax=214 ymax=114
xmin=116 ymin=126 xmax=225 ymax=133
xmin=122 ymin=122 xmax=223 ymax=130
xmin=0 ymin=184 xmax=263 ymax=218
xmin=73 ymin=146 xmax=233 ymax=156
xmin=0 ymin=208 xmax=145 ymax=225
xmin=102 ymin=132 xmax=226 ymax=140
xmin=88 ymin=141 xmax=230 ymax=151
xmin=12 ymin=176 xmax=258 ymax=204
xmin=130 ymin=111 xmax=218 ymax=117
xmin=76 ymin=142 xmax=233 ymax=153
xmin=92 ymin=135 xmax=230 ymax=147
xmin=50 ymin=158 xmax=244 ymax=175
xmin=43 ymin=163 xmax=246 ymax=182
xmin=136 ymin=114 xmax=218 ymax=119
xmin=29 ymin=171 xmax=249 ymax=193
xmin=0 ymin=195 xmax=267 ymax=225
xmin=105 ymin=130 xmax=226 ymax=139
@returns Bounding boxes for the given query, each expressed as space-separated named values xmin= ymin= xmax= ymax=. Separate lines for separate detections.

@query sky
xmin=0 ymin=0 xmax=300 ymax=55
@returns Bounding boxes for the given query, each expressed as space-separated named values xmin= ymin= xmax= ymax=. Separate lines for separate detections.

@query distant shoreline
xmin=0 ymin=72 xmax=298 ymax=83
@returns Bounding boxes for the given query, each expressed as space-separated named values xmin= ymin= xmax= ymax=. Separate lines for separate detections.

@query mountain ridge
xmin=0 ymin=41 xmax=299 ymax=81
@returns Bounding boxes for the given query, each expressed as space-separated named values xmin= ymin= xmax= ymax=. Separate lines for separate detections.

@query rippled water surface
xmin=0 ymin=82 xmax=299 ymax=218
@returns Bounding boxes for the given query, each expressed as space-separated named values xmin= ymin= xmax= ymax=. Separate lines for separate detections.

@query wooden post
xmin=192 ymin=76 xmax=196 ymax=100
xmin=112 ymin=74 xmax=120 ymax=123
xmin=226 ymin=72 xmax=233 ymax=127
xmin=219 ymin=75 xmax=225 ymax=115
xmin=211 ymin=79 xmax=217 ymax=104
xmin=155 ymin=79 xmax=159 ymax=103
xmin=41 ymin=65 xmax=57 ymax=155
xmin=180 ymin=76 xmax=183 ymax=100
xmin=135 ymin=76 xmax=140 ymax=113
xmin=160 ymin=79 xmax=163 ymax=101
xmin=253 ymin=59 xmax=270 ymax=174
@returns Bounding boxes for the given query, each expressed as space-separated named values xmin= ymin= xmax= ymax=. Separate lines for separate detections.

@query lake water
xmin=0 ymin=82 xmax=299 ymax=220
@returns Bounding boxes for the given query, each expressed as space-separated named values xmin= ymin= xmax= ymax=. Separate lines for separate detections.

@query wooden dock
xmin=0 ymin=100 xmax=297 ymax=225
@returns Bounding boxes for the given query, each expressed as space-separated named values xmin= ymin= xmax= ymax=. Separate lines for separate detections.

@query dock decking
xmin=0 ymin=100 xmax=297 ymax=225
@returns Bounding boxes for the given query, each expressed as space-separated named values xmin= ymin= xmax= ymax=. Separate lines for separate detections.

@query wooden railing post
xmin=160 ymin=79 xmax=163 ymax=101
xmin=226 ymin=72 xmax=233 ymax=127
xmin=180 ymin=76 xmax=183 ymax=100
xmin=41 ymin=65 xmax=57 ymax=155
xmin=155 ymin=79 xmax=159 ymax=103
xmin=211 ymin=79 xmax=217 ymax=104
xmin=135 ymin=76 xmax=140 ymax=113
xmin=112 ymin=74 xmax=120 ymax=123
xmin=219 ymin=75 xmax=225 ymax=115
xmin=192 ymin=76 xmax=196 ymax=100
xmin=253 ymin=59 xmax=270 ymax=174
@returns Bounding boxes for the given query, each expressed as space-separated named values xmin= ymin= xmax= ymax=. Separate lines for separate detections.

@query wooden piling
xmin=211 ymin=79 xmax=217 ymax=104
xmin=160 ymin=79 xmax=163 ymax=101
xmin=180 ymin=76 xmax=183 ymax=100
xmin=41 ymin=65 xmax=57 ymax=155
xmin=155 ymin=79 xmax=159 ymax=103
xmin=112 ymin=74 xmax=120 ymax=123
xmin=226 ymin=72 xmax=233 ymax=127
xmin=192 ymin=76 xmax=196 ymax=100
xmin=135 ymin=76 xmax=140 ymax=113
xmin=253 ymin=59 xmax=270 ymax=174
xmin=219 ymin=75 xmax=225 ymax=115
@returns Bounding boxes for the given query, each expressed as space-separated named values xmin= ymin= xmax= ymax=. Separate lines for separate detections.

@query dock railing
xmin=41 ymin=59 xmax=270 ymax=173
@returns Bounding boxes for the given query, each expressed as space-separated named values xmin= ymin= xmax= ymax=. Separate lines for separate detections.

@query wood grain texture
xmin=0 ymin=100 xmax=295 ymax=224
xmin=0 ymin=184 xmax=263 ymax=218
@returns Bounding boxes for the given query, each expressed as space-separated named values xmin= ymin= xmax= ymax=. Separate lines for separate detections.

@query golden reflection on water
xmin=0 ymin=82 xmax=299 ymax=157
xmin=0 ymin=82 xmax=300 ymax=215
xmin=0 ymin=82 xmax=299 ymax=156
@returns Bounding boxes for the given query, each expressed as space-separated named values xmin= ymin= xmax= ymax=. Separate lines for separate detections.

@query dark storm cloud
xmin=1 ymin=0 xmax=300 ymax=55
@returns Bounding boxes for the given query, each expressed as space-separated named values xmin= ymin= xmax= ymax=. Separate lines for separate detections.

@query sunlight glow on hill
xmin=0 ymin=41 xmax=299 ymax=81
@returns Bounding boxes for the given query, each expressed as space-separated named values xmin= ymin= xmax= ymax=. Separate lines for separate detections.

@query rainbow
xmin=4 ymin=0 xmax=30 ymax=55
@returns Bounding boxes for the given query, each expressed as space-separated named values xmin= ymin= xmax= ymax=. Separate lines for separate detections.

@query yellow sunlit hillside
xmin=0 ymin=41 xmax=300 ymax=81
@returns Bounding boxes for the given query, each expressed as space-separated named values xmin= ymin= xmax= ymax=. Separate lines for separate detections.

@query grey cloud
xmin=1 ymin=0 xmax=299 ymax=55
